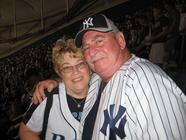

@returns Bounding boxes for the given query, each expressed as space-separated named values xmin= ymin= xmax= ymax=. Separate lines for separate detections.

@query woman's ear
xmin=116 ymin=32 xmax=126 ymax=50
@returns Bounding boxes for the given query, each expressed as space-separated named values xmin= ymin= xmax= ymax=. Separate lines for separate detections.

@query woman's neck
xmin=66 ymin=88 xmax=88 ymax=99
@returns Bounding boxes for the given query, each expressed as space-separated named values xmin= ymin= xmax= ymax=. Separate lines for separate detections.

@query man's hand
xmin=19 ymin=122 xmax=40 ymax=140
xmin=32 ymin=80 xmax=58 ymax=104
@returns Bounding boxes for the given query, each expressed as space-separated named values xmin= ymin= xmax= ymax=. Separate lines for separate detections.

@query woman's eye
xmin=78 ymin=62 xmax=87 ymax=68
xmin=62 ymin=66 xmax=72 ymax=73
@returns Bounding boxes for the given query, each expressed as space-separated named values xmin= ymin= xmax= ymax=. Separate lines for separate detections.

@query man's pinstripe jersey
xmin=91 ymin=54 xmax=186 ymax=140
xmin=23 ymin=73 xmax=101 ymax=140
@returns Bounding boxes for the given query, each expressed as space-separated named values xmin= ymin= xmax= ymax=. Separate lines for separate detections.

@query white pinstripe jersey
xmin=92 ymin=54 xmax=186 ymax=140
xmin=24 ymin=73 xmax=101 ymax=140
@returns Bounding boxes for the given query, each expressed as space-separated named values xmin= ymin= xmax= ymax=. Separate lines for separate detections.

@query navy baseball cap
xmin=75 ymin=14 xmax=119 ymax=48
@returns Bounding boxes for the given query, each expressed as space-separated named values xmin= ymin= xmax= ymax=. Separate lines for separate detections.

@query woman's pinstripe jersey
xmin=23 ymin=73 xmax=101 ymax=140
xmin=91 ymin=54 xmax=186 ymax=140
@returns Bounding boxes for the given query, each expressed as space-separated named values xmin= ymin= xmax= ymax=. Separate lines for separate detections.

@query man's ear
xmin=116 ymin=32 xmax=126 ymax=50
xmin=90 ymin=69 xmax=93 ymax=75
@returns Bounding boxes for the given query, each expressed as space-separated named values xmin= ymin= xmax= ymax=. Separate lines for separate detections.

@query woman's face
xmin=58 ymin=52 xmax=91 ymax=94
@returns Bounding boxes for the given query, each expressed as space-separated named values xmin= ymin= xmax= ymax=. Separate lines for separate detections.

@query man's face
xmin=82 ymin=30 xmax=123 ymax=78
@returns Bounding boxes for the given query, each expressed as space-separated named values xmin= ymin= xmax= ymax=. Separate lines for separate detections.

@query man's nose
xmin=88 ymin=44 xmax=99 ymax=57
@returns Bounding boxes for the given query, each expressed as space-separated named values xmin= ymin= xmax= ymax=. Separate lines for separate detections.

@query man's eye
xmin=95 ymin=39 xmax=103 ymax=45
xmin=82 ymin=46 xmax=90 ymax=53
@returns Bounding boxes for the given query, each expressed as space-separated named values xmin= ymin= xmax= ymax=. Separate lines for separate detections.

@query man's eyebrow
xmin=91 ymin=34 xmax=104 ymax=42
xmin=82 ymin=34 xmax=104 ymax=46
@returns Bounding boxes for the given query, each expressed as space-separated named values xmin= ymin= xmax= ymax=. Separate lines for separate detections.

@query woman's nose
xmin=71 ymin=65 xmax=80 ymax=74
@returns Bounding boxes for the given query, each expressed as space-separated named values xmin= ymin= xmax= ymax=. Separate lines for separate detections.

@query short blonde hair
xmin=52 ymin=38 xmax=84 ymax=75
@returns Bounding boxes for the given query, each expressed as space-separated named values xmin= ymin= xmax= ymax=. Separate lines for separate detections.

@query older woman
xmin=19 ymin=38 xmax=101 ymax=140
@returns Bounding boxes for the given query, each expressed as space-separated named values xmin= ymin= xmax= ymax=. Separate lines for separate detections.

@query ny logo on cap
xmin=83 ymin=17 xmax=93 ymax=29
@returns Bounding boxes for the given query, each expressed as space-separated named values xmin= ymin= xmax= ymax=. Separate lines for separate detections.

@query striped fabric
xmin=91 ymin=54 xmax=186 ymax=140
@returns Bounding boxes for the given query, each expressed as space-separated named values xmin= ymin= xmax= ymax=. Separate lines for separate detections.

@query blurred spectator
xmin=142 ymin=3 xmax=169 ymax=67
xmin=21 ymin=67 xmax=44 ymax=110
xmin=176 ymin=3 xmax=186 ymax=31
xmin=164 ymin=2 xmax=181 ymax=67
